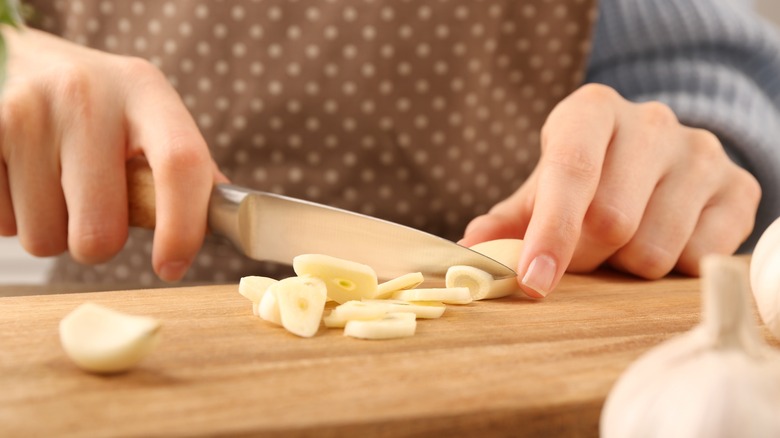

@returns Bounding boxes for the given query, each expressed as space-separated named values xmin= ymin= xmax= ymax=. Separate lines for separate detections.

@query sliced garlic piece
xmin=293 ymin=254 xmax=378 ymax=304
xmin=323 ymin=301 xmax=392 ymax=328
xmin=322 ymin=312 xmax=348 ymax=328
xmin=344 ymin=312 xmax=417 ymax=340
xmin=374 ymin=272 xmax=425 ymax=299
xmin=59 ymin=302 xmax=161 ymax=374
xmin=391 ymin=287 xmax=472 ymax=304
xmin=258 ymin=287 xmax=282 ymax=326
xmin=332 ymin=300 xmax=392 ymax=319
xmin=238 ymin=276 xmax=278 ymax=316
xmin=273 ymin=276 xmax=328 ymax=338
xmin=362 ymin=299 xmax=446 ymax=319
xmin=466 ymin=239 xmax=523 ymax=299
xmin=445 ymin=265 xmax=494 ymax=300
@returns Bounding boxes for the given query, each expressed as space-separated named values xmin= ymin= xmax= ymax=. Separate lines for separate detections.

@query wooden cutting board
xmin=0 ymin=262 xmax=768 ymax=437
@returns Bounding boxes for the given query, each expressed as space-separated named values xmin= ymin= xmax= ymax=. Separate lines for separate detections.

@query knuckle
xmin=53 ymin=64 xmax=94 ymax=103
xmin=626 ymin=247 xmax=677 ymax=280
xmin=637 ymin=101 xmax=678 ymax=127
xmin=157 ymin=133 xmax=211 ymax=175
xmin=689 ymin=129 xmax=724 ymax=159
xmin=573 ymin=83 xmax=621 ymax=104
xmin=0 ymin=84 xmax=45 ymax=137
xmin=685 ymin=130 xmax=728 ymax=177
xmin=584 ymin=203 xmax=637 ymax=248
xmin=119 ymin=56 xmax=167 ymax=84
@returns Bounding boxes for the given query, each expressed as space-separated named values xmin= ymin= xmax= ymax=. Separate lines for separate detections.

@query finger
xmin=518 ymin=84 xmax=617 ymax=297
xmin=459 ymin=212 xmax=527 ymax=247
xmin=568 ymin=102 xmax=679 ymax=273
xmin=608 ymin=134 xmax=727 ymax=279
xmin=459 ymin=172 xmax=536 ymax=247
xmin=1 ymin=84 xmax=68 ymax=256
xmin=675 ymin=168 xmax=760 ymax=275
xmin=53 ymin=68 xmax=130 ymax=265
xmin=0 ymin=159 xmax=16 ymax=236
xmin=122 ymin=59 xmax=214 ymax=282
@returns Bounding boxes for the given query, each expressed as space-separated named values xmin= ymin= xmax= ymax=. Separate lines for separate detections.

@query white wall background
xmin=2 ymin=4 xmax=780 ymax=284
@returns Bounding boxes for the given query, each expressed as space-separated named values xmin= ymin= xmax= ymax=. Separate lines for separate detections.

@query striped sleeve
xmin=586 ymin=0 xmax=780 ymax=250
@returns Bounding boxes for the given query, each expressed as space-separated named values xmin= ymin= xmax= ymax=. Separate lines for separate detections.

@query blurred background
xmin=758 ymin=0 xmax=780 ymax=22
xmin=2 ymin=2 xmax=780 ymax=285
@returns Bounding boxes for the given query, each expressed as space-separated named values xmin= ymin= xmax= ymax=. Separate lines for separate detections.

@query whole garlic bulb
xmin=601 ymin=255 xmax=780 ymax=438
xmin=750 ymin=216 xmax=780 ymax=339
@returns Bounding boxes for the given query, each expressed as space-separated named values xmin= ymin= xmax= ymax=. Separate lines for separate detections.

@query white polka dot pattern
xmin=35 ymin=0 xmax=598 ymax=286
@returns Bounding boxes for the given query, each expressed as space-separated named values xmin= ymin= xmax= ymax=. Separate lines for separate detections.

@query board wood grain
xmin=0 ymin=262 xmax=770 ymax=437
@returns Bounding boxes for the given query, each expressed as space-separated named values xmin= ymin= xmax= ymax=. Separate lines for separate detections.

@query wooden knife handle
xmin=127 ymin=156 xmax=156 ymax=229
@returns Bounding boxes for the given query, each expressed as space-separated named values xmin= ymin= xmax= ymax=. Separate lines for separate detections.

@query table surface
xmin=0 ymin=261 xmax=769 ymax=437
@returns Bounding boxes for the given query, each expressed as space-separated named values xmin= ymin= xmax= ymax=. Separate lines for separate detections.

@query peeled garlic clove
xmin=465 ymin=239 xmax=523 ymax=299
xmin=293 ymin=254 xmax=378 ymax=304
xmin=601 ymin=255 xmax=780 ymax=438
xmin=750 ymin=216 xmax=780 ymax=339
xmin=59 ymin=302 xmax=161 ymax=374
xmin=446 ymin=265 xmax=494 ymax=300
xmin=374 ymin=272 xmax=424 ymax=299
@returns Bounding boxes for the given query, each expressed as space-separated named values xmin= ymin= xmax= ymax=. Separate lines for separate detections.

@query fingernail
xmin=522 ymin=255 xmax=557 ymax=297
xmin=159 ymin=260 xmax=189 ymax=283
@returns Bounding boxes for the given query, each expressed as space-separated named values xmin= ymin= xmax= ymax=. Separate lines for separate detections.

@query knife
xmin=127 ymin=157 xmax=516 ymax=283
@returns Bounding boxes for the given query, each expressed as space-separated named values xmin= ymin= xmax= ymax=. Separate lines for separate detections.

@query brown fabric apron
xmin=25 ymin=0 xmax=597 ymax=287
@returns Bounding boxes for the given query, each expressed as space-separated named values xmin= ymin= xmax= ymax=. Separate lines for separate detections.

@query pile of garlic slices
xmin=238 ymin=239 xmax=523 ymax=340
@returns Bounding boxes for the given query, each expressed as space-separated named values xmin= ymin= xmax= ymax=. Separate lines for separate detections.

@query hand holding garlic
xmin=461 ymin=84 xmax=760 ymax=298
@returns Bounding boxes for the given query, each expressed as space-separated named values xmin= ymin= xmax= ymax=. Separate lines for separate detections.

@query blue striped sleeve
xmin=587 ymin=0 xmax=780 ymax=250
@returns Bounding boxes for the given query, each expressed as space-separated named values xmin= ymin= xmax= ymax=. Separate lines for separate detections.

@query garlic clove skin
xmin=59 ymin=302 xmax=161 ymax=374
xmin=609 ymin=351 xmax=780 ymax=438
xmin=750 ymin=216 xmax=780 ymax=339
xmin=602 ymin=331 xmax=780 ymax=438
xmin=751 ymin=249 xmax=780 ymax=339
xmin=601 ymin=255 xmax=780 ymax=438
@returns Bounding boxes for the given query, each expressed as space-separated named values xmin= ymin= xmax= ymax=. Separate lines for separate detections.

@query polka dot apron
xmin=28 ymin=0 xmax=597 ymax=287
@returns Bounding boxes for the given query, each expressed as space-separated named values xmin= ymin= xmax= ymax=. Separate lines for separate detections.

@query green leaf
xmin=0 ymin=0 xmax=22 ymax=27
xmin=0 ymin=0 xmax=24 ymax=91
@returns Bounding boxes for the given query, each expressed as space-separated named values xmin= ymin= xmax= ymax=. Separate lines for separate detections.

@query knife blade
xmin=127 ymin=157 xmax=516 ymax=283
